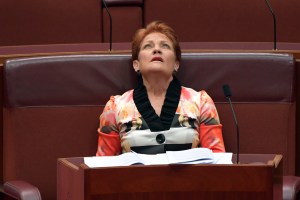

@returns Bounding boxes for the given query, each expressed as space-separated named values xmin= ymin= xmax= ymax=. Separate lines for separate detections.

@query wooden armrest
xmin=283 ymin=176 xmax=300 ymax=200
xmin=4 ymin=180 xmax=41 ymax=200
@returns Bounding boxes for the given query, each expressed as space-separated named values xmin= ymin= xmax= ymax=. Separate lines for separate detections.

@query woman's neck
xmin=142 ymin=75 xmax=173 ymax=97
xmin=142 ymin=75 xmax=173 ymax=116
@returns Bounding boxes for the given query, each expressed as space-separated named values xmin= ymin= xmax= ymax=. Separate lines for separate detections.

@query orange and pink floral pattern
xmin=96 ymin=87 xmax=225 ymax=156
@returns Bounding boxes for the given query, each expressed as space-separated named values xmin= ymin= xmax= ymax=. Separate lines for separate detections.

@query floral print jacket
xmin=96 ymin=77 xmax=225 ymax=156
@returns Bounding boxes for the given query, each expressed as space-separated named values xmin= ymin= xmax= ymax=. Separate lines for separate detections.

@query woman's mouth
xmin=151 ymin=57 xmax=163 ymax=62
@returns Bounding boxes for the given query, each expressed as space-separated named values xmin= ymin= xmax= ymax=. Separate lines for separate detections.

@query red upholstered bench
xmin=2 ymin=53 xmax=299 ymax=199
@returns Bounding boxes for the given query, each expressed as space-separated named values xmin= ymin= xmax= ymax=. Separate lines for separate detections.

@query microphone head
xmin=222 ymin=84 xmax=232 ymax=98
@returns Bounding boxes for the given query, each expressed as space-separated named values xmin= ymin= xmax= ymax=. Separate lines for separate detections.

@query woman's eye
xmin=162 ymin=43 xmax=171 ymax=49
xmin=143 ymin=44 xmax=152 ymax=49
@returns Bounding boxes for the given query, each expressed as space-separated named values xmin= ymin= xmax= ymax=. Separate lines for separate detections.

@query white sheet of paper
xmin=137 ymin=153 xmax=169 ymax=165
xmin=213 ymin=153 xmax=233 ymax=164
xmin=84 ymin=152 xmax=142 ymax=168
xmin=84 ymin=149 xmax=233 ymax=168
xmin=166 ymin=148 xmax=214 ymax=164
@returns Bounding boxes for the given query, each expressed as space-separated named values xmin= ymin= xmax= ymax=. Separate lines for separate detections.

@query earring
xmin=173 ymin=69 xmax=178 ymax=76
xmin=136 ymin=70 xmax=143 ymax=83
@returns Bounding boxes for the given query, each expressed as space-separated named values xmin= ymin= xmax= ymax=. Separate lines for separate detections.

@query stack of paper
xmin=84 ymin=148 xmax=232 ymax=168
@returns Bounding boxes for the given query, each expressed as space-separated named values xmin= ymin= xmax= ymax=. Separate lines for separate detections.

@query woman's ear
xmin=174 ymin=61 xmax=180 ymax=72
xmin=133 ymin=60 xmax=140 ymax=72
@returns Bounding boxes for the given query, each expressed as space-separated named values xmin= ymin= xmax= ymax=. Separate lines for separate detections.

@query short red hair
xmin=131 ymin=21 xmax=181 ymax=62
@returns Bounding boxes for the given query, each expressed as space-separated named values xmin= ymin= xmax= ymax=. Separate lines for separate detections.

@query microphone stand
xmin=264 ymin=0 xmax=277 ymax=50
xmin=223 ymin=84 xmax=240 ymax=164
xmin=226 ymin=96 xmax=240 ymax=164
xmin=102 ymin=0 xmax=112 ymax=51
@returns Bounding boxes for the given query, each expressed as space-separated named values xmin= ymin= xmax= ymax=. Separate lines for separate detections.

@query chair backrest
xmin=143 ymin=0 xmax=300 ymax=43
xmin=3 ymin=53 xmax=296 ymax=199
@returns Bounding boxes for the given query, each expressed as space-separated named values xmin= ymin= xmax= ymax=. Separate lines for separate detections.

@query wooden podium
xmin=57 ymin=154 xmax=282 ymax=200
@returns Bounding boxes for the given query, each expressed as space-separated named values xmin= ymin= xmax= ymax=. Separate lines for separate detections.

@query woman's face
xmin=133 ymin=32 xmax=179 ymax=79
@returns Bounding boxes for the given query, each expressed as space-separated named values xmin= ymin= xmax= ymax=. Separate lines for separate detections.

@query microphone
xmin=102 ymin=0 xmax=112 ymax=51
xmin=222 ymin=84 xmax=240 ymax=164
xmin=264 ymin=0 xmax=277 ymax=50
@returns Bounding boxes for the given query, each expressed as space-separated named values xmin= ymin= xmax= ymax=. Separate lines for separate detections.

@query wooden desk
xmin=57 ymin=154 xmax=282 ymax=200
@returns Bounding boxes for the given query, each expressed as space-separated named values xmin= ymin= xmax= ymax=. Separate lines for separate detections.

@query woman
xmin=96 ymin=21 xmax=225 ymax=156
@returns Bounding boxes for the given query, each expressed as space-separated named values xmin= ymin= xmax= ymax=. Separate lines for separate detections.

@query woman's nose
xmin=153 ymin=46 xmax=162 ymax=54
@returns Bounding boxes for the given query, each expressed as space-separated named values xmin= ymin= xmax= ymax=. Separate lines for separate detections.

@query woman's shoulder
xmin=181 ymin=87 xmax=215 ymax=105
xmin=109 ymin=89 xmax=134 ymax=104
xmin=181 ymin=86 xmax=208 ymax=97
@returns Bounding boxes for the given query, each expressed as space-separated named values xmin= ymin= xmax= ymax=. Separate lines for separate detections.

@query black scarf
xmin=133 ymin=75 xmax=181 ymax=132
